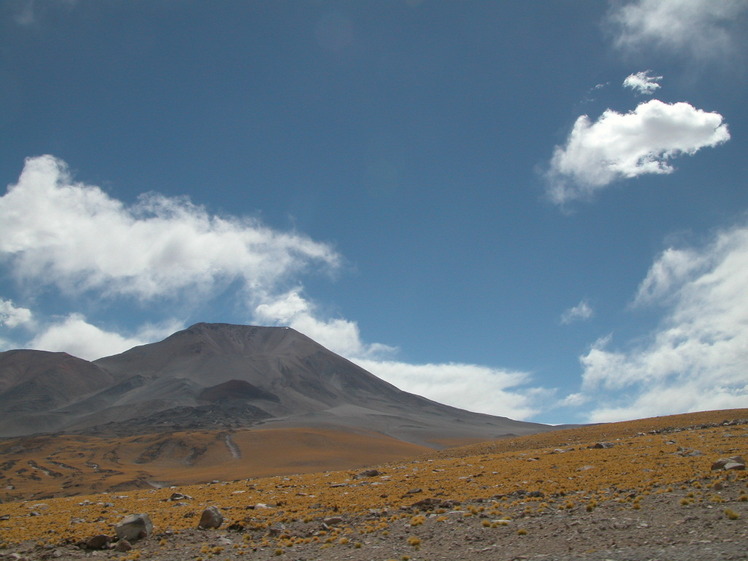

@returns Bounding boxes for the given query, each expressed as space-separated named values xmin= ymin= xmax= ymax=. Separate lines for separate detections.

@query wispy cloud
xmin=354 ymin=359 xmax=546 ymax=421
xmin=253 ymin=290 xmax=396 ymax=359
xmin=623 ymin=70 xmax=663 ymax=95
xmin=561 ymin=299 xmax=594 ymax=324
xmin=575 ymin=222 xmax=748 ymax=422
xmin=608 ymin=0 xmax=748 ymax=61
xmin=28 ymin=314 xmax=182 ymax=361
xmin=546 ymin=100 xmax=729 ymax=205
xmin=0 ymin=155 xmax=340 ymax=303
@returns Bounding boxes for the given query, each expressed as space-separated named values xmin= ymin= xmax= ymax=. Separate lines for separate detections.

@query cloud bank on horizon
xmin=1 ymin=0 xmax=747 ymax=423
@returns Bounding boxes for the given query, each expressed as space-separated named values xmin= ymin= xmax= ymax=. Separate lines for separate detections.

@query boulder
xmin=115 ymin=513 xmax=153 ymax=542
xmin=84 ymin=534 xmax=112 ymax=550
xmin=198 ymin=506 xmax=223 ymax=529
xmin=711 ymin=456 xmax=746 ymax=471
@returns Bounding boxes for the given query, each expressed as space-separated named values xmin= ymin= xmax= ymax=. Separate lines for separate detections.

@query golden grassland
xmin=0 ymin=408 xmax=746 ymax=549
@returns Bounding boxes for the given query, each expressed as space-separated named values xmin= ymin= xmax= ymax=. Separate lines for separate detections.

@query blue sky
xmin=1 ymin=0 xmax=747 ymax=424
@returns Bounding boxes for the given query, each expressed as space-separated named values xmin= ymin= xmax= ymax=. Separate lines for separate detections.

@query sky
xmin=1 ymin=0 xmax=747 ymax=425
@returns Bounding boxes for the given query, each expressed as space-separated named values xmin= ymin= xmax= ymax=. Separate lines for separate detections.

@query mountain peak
xmin=1 ymin=323 xmax=549 ymax=443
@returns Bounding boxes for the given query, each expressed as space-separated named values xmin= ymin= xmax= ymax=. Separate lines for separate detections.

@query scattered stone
xmin=405 ymin=488 xmax=422 ymax=495
xmin=84 ymin=534 xmax=112 ymax=550
xmin=198 ymin=506 xmax=223 ymax=529
xmin=0 ymin=514 xmax=9 ymax=520
xmin=676 ymin=447 xmax=703 ymax=457
xmin=357 ymin=469 xmax=381 ymax=478
xmin=114 ymin=539 xmax=132 ymax=552
xmin=115 ymin=513 xmax=153 ymax=542
xmin=168 ymin=492 xmax=192 ymax=501
xmin=323 ymin=516 xmax=343 ymax=526
xmin=591 ymin=442 xmax=614 ymax=449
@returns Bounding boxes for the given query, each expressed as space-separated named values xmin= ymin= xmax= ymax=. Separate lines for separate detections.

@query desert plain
xmin=0 ymin=408 xmax=746 ymax=560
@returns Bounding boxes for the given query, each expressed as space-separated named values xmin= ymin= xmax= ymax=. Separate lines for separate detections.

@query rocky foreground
xmin=1 ymin=409 xmax=746 ymax=561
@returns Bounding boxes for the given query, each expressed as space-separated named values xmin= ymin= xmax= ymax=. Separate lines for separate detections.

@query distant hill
xmin=0 ymin=323 xmax=549 ymax=445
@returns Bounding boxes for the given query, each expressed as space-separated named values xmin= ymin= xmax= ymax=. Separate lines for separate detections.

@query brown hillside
xmin=0 ymin=427 xmax=430 ymax=502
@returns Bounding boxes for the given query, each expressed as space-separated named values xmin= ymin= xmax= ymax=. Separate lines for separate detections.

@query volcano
xmin=0 ymin=323 xmax=548 ymax=445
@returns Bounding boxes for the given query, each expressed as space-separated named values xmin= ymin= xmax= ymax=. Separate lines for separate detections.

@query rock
xmin=85 ymin=535 xmax=112 ymax=550
xmin=115 ymin=513 xmax=153 ymax=542
xmin=591 ymin=442 xmax=614 ymax=449
xmin=115 ymin=539 xmax=132 ymax=552
xmin=323 ymin=516 xmax=344 ymax=525
xmin=711 ymin=456 xmax=746 ymax=471
xmin=169 ymin=492 xmax=192 ymax=501
xmin=357 ymin=469 xmax=380 ymax=478
xmin=198 ymin=506 xmax=223 ymax=529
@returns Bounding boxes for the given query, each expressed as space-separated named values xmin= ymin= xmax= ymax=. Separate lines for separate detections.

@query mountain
xmin=0 ymin=323 xmax=549 ymax=445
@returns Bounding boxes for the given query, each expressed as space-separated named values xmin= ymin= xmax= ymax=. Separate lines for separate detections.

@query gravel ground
xmin=2 ymin=479 xmax=746 ymax=561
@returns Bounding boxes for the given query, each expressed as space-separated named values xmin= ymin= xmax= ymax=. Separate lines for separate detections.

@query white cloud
xmin=0 ymin=155 xmax=340 ymax=303
xmin=0 ymin=298 xmax=33 ymax=328
xmin=561 ymin=299 xmax=594 ymax=324
xmin=546 ymin=99 xmax=730 ymax=205
xmin=623 ymin=70 xmax=662 ymax=95
xmin=354 ymin=358 xmax=544 ymax=420
xmin=254 ymin=290 xmax=396 ymax=359
xmin=608 ymin=0 xmax=748 ymax=60
xmin=27 ymin=314 xmax=182 ymax=361
xmin=576 ymin=223 xmax=748 ymax=422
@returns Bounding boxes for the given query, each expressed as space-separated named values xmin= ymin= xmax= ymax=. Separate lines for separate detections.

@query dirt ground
xmin=2 ymin=477 xmax=746 ymax=561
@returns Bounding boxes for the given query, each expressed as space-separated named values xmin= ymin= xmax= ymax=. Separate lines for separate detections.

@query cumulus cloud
xmin=27 ymin=314 xmax=182 ymax=361
xmin=0 ymin=298 xmax=33 ymax=328
xmin=560 ymin=299 xmax=594 ymax=324
xmin=608 ymin=0 xmax=748 ymax=60
xmin=576 ymin=223 xmax=748 ymax=422
xmin=546 ymin=99 xmax=730 ymax=205
xmin=354 ymin=358 xmax=544 ymax=420
xmin=623 ymin=70 xmax=662 ymax=95
xmin=0 ymin=155 xmax=340 ymax=302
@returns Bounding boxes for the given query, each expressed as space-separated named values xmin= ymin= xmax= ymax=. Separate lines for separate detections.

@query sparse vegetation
xmin=0 ymin=409 xmax=745 ymax=561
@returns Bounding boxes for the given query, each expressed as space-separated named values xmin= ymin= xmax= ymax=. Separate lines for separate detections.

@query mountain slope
xmin=0 ymin=323 xmax=549 ymax=445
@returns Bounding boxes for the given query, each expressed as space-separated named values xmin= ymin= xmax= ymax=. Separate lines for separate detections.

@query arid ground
xmin=1 ymin=409 xmax=746 ymax=560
